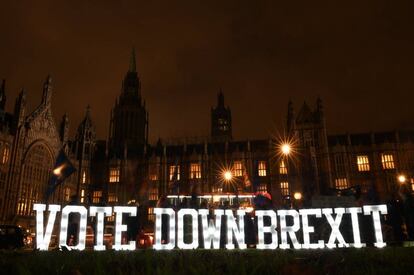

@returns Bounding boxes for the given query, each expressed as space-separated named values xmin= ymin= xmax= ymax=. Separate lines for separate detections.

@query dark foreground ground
xmin=1 ymin=247 xmax=413 ymax=275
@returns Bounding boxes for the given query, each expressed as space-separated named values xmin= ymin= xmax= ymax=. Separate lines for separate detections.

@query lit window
xmin=279 ymin=160 xmax=288 ymax=174
xmin=92 ymin=191 xmax=102 ymax=203
xmin=411 ymin=179 xmax=414 ymax=192
xmin=64 ymin=187 xmax=71 ymax=202
xmin=212 ymin=186 xmax=223 ymax=193
xmin=335 ymin=178 xmax=348 ymax=190
xmin=218 ymin=118 xmax=228 ymax=131
xmin=149 ymin=165 xmax=158 ymax=181
xmin=80 ymin=189 xmax=85 ymax=203
xmin=258 ymin=161 xmax=267 ymax=177
xmin=148 ymin=208 xmax=155 ymax=222
xmin=357 ymin=155 xmax=370 ymax=172
xmin=2 ymin=146 xmax=9 ymax=164
xmin=190 ymin=163 xmax=201 ymax=179
xmin=82 ymin=171 xmax=87 ymax=184
xmin=169 ymin=165 xmax=181 ymax=181
xmin=233 ymin=161 xmax=243 ymax=177
xmin=108 ymin=193 xmax=118 ymax=203
xmin=107 ymin=213 xmax=115 ymax=222
xmin=109 ymin=167 xmax=120 ymax=183
xmin=149 ymin=185 xmax=158 ymax=201
xmin=280 ymin=182 xmax=289 ymax=196
xmin=381 ymin=154 xmax=395 ymax=170
xmin=257 ymin=183 xmax=267 ymax=192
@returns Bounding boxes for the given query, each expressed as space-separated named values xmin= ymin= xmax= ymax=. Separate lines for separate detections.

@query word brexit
xmin=33 ymin=204 xmax=388 ymax=251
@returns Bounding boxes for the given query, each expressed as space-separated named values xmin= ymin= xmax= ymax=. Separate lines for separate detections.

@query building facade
xmin=0 ymin=51 xmax=414 ymax=229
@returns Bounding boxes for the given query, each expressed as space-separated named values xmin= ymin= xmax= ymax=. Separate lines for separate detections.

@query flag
xmin=46 ymin=149 xmax=76 ymax=200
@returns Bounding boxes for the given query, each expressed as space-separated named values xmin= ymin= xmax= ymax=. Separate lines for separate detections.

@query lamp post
xmin=398 ymin=174 xmax=407 ymax=184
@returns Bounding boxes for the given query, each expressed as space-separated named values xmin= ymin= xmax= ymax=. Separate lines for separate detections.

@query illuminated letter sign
xmin=33 ymin=204 xmax=389 ymax=250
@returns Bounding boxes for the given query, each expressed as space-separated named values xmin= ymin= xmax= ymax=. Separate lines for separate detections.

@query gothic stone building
xmin=1 ymin=52 xmax=414 ymax=229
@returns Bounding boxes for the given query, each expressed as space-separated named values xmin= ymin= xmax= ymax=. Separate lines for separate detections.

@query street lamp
xmin=398 ymin=174 xmax=407 ymax=184
xmin=223 ymin=170 xmax=233 ymax=182
xmin=293 ymin=192 xmax=302 ymax=200
xmin=281 ymin=143 xmax=291 ymax=156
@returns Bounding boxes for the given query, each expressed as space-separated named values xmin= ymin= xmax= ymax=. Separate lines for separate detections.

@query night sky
xmin=0 ymin=0 xmax=413 ymax=142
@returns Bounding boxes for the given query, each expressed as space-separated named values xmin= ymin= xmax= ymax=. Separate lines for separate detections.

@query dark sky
xmin=0 ymin=0 xmax=413 ymax=142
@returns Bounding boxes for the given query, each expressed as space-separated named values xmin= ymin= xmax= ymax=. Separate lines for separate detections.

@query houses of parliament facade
xmin=0 ymin=51 xmax=413 ymax=229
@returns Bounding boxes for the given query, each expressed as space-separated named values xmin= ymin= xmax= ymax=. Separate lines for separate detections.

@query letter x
xmin=322 ymin=208 xmax=349 ymax=248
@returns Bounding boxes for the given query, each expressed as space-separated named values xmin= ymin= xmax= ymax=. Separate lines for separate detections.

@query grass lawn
xmin=0 ymin=247 xmax=413 ymax=275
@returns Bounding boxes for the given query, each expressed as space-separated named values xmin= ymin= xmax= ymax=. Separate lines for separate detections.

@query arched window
xmin=17 ymin=144 xmax=53 ymax=216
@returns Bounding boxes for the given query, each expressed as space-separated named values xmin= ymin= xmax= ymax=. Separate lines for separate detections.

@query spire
xmin=287 ymin=99 xmax=295 ymax=132
xmin=59 ymin=113 xmax=70 ymax=143
xmin=41 ymin=75 xmax=53 ymax=105
xmin=14 ymin=88 xmax=26 ymax=128
xmin=85 ymin=104 xmax=91 ymax=119
xmin=217 ymin=89 xmax=225 ymax=108
xmin=129 ymin=47 xmax=136 ymax=73
xmin=0 ymin=79 xmax=6 ymax=110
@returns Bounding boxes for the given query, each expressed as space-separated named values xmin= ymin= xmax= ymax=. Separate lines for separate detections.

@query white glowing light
xmin=363 ymin=204 xmax=387 ymax=248
xmin=199 ymin=209 xmax=223 ymax=249
xmin=322 ymin=208 xmax=349 ymax=248
xmin=223 ymin=171 xmax=233 ymax=181
xmin=59 ymin=205 xmax=88 ymax=251
xmin=277 ymin=209 xmax=301 ymax=249
xmin=89 ymin=206 xmax=112 ymax=251
xmin=153 ymin=208 xmax=176 ymax=250
xmin=34 ymin=204 xmax=60 ymax=251
xmin=346 ymin=207 xmax=365 ymax=248
xmin=113 ymin=206 xmax=137 ymax=250
xmin=293 ymin=192 xmax=302 ymax=200
xmin=299 ymin=209 xmax=324 ymax=249
xmin=177 ymin=209 xmax=199 ymax=249
xmin=225 ymin=209 xmax=247 ymax=249
xmin=398 ymin=175 xmax=406 ymax=183
xmin=281 ymin=144 xmax=291 ymax=155
xmin=255 ymin=210 xmax=278 ymax=249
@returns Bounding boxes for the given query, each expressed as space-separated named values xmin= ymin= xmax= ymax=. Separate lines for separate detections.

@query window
xmin=149 ymin=164 xmax=158 ymax=181
xmin=381 ymin=154 xmax=395 ymax=170
xmin=109 ymin=167 xmax=120 ymax=183
xmin=2 ymin=146 xmax=9 ymax=164
xmin=190 ymin=163 xmax=201 ymax=179
xmin=411 ymin=179 xmax=414 ymax=192
xmin=357 ymin=155 xmax=370 ymax=172
xmin=82 ymin=171 xmax=87 ymax=184
xmin=92 ymin=191 xmax=102 ymax=204
xmin=64 ymin=187 xmax=71 ymax=202
xmin=258 ymin=161 xmax=267 ymax=177
xmin=212 ymin=186 xmax=223 ymax=193
xmin=335 ymin=178 xmax=348 ymax=190
xmin=148 ymin=208 xmax=155 ymax=222
xmin=107 ymin=213 xmax=115 ymax=222
xmin=80 ymin=189 xmax=85 ymax=203
xmin=257 ymin=183 xmax=267 ymax=192
xmin=334 ymin=154 xmax=346 ymax=177
xmin=218 ymin=118 xmax=228 ymax=131
xmin=169 ymin=165 xmax=180 ymax=181
xmin=149 ymin=185 xmax=158 ymax=201
xmin=280 ymin=182 xmax=289 ymax=196
xmin=233 ymin=161 xmax=243 ymax=177
xmin=279 ymin=160 xmax=288 ymax=174
xmin=108 ymin=193 xmax=118 ymax=203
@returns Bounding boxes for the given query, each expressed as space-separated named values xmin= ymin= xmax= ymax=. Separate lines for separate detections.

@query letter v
xmin=34 ymin=204 xmax=60 ymax=250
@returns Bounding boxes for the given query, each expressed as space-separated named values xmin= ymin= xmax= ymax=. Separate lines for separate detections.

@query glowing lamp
xmin=281 ymin=144 xmax=291 ymax=155
xmin=223 ymin=171 xmax=233 ymax=181
xmin=398 ymin=175 xmax=406 ymax=183
xmin=293 ymin=192 xmax=302 ymax=200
